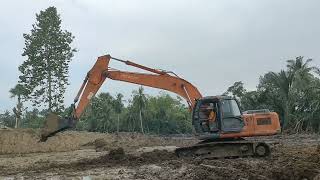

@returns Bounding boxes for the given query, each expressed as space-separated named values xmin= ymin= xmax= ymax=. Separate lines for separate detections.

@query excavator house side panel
xmin=250 ymin=112 xmax=281 ymax=135
xmin=219 ymin=112 xmax=281 ymax=139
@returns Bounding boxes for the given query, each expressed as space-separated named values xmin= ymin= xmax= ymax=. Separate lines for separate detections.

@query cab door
xmin=220 ymin=99 xmax=244 ymax=133
xmin=192 ymin=99 xmax=220 ymax=133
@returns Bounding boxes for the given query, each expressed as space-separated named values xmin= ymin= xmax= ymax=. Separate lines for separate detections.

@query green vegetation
xmin=19 ymin=6 xmax=76 ymax=113
xmin=2 ymin=56 xmax=319 ymax=134
xmin=225 ymin=56 xmax=320 ymax=133
xmin=77 ymin=87 xmax=192 ymax=134
xmin=1 ymin=88 xmax=192 ymax=135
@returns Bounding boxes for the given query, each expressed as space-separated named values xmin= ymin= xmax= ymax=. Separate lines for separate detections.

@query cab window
xmin=221 ymin=99 xmax=241 ymax=117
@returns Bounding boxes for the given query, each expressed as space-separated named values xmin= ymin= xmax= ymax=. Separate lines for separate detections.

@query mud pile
xmin=0 ymin=129 xmax=106 ymax=154
xmin=0 ymin=129 xmax=197 ymax=154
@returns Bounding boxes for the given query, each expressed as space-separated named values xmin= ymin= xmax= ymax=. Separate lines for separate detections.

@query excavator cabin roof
xmin=198 ymin=95 xmax=233 ymax=102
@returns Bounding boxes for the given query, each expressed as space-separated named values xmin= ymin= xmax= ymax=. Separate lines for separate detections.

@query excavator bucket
xmin=40 ymin=113 xmax=74 ymax=141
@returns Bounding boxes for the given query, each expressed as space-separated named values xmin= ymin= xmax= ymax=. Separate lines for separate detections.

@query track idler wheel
xmin=254 ymin=143 xmax=270 ymax=157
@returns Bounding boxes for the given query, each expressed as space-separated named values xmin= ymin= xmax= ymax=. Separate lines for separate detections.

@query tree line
xmin=1 ymin=88 xmax=193 ymax=135
xmin=76 ymin=87 xmax=192 ymax=134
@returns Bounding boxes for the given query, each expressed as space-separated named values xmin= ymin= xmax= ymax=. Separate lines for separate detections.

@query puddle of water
xmin=82 ymin=176 xmax=92 ymax=180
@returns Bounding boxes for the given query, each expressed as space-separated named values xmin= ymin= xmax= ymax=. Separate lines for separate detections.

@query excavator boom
xmin=74 ymin=55 xmax=202 ymax=118
xmin=41 ymin=55 xmax=202 ymax=140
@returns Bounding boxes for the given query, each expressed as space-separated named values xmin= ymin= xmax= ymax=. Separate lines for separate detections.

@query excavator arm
xmin=41 ymin=55 xmax=202 ymax=140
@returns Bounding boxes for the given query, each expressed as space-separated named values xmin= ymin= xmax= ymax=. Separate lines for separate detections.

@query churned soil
xmin=0 ymin=129 xmax=319 ymax=180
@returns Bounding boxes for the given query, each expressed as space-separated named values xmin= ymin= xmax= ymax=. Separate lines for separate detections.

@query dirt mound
xmin=82 ymin=148 xmax=179 ymax=169
xmin=0 ymin=129 xmax=105 ymax=154
xmin=108 ymin=148 xmax=126 ymax=160
xmin=140 ymin=149 xmax=177 ymax=162
xmin=81 ymin=138 xmax=114 ymax=151
xmin=0 ymin=128 xmax=198 ymax=155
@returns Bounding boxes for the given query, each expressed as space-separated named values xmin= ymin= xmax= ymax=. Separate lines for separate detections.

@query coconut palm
xmin=269 ymin=70 xmax=294 ymax=129
xmin=132 ymin=86 xmax=147 ymax=134
xmin=287 ymin=56 xmax=319 ymax=89
xmin=270 ymin=56 xmax=319 ymax=130
xmin=9 ymin=84 xmax=28 ymax=128
xmin=113 ymin=93 xmax=124 ymax=133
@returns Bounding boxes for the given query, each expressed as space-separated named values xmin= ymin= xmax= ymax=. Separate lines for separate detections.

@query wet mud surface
xmin=0 ymin=129 xmax=319 ymax=179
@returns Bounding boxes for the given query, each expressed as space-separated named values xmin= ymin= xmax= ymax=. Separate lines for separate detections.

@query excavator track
xmin=175 ymin=140 xmax=270 ymax=159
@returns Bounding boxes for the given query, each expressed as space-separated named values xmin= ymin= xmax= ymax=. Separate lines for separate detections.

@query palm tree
xmin=132 ymin=86 xmax=147 ymax=134
xmin=279 ymin=56 xmax=319 ymax=130
xmin=287 ymin=56 xmax=319 ymax=88
xmin=286 ymin=56 xmax=311 ymax=72
xmin=316 ymin=68 xmax=320 ymax=76
xmin=9 ymin=84 xmax=28 ymax=128
xmin=269 ymin=70 xmax=294 ymax=129
xmin=113 ymin=93 xmax=124 ymax=133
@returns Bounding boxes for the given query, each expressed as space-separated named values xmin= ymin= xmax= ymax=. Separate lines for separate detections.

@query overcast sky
xmin=1 ymin=0 xmax=319 ymax=112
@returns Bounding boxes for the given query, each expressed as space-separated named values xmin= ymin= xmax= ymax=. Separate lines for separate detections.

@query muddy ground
xmin=0 ymin=129 xmax=319 ymax=180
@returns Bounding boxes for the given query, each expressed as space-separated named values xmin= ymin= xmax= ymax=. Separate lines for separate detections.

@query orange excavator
xmin=41 ymin=55 xmax=281 ymax=158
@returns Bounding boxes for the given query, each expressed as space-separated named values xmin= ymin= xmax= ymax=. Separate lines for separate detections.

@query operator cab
xmin=192 ymin=96 xmax=245 ymax=134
